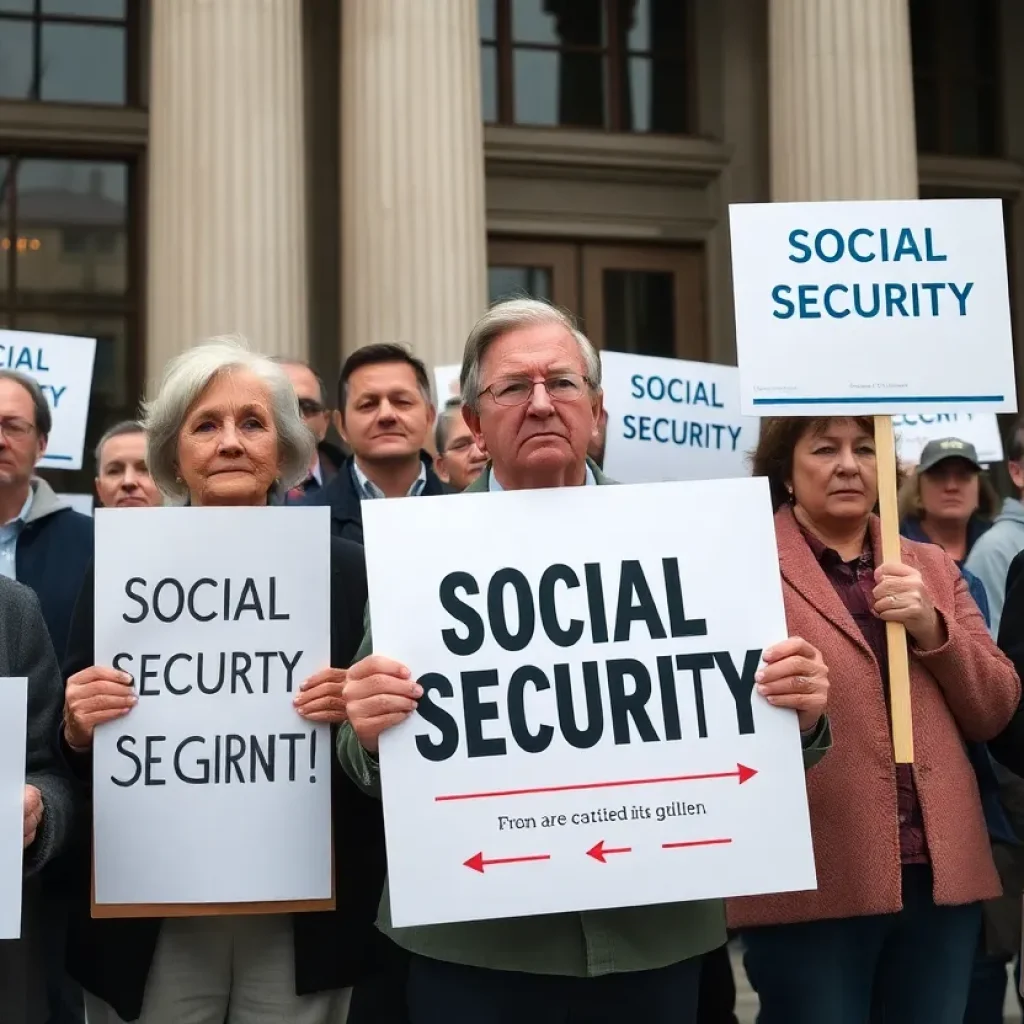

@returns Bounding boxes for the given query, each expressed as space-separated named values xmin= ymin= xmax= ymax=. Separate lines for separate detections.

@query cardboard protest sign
xmin=729 ymin=200 xmax=1016 ymax=417
xmin=92 ymin=507 xmax=333 ymax=910
xmin=362 ymin=479 xmax=816 ymax=927
xmin=894 ymin=412 xmax=1003 ymax=466
xmin=0 ymin=677 xmax=28 ymax=939
xmin=0 ymin=330 xmax=97 ymax=471
xmin=600 ymin=351 xmax=759 ymax=483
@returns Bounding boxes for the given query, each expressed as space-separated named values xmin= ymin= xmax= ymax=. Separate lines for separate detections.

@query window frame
xmin=482 ymin=0 xmax=697 ymax=136
xmin=0 ymin=0 xmax=138 ymax=108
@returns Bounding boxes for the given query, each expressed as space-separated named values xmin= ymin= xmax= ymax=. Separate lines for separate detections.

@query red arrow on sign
xmin=436 ymin=763 xmax=758 ymax=802
xmin=464 ymin=851 xmax=552 ymax=874
xmin=587 ymin=840 xmax=632 ymax=863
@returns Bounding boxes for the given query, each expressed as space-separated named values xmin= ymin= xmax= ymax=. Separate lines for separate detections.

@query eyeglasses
xmin=298 ymin=398 xmax=325 ymax=417
xmin=0 ymin=417 xmax=34 ymax=439
xmin=480 ymin=373 xmax=591 ymax=408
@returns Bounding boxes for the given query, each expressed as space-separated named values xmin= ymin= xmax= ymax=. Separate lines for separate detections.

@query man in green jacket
xmin=338 ymin=297 xmax=832 ymax=1023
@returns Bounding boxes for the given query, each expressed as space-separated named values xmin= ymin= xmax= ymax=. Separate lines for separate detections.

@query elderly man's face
xmin=436 ymin=412 xmax=487 ymax=491
xmin=176 ymin=370 xmax=279 ymax=506
xmin=0 ymin=378 xmax=46 ymax=490
xmin=95 ymin=431 xmax=162 ymax=508
xmin=467 ymin=323 xmax=601 ymax=485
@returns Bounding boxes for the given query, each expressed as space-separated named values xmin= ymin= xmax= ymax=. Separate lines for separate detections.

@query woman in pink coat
xmin=729 ymin=416 xmax=1020 ymax=1024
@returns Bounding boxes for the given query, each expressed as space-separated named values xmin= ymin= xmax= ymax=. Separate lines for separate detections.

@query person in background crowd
xmin=895 ymin=436 xmax=1018 ymax=1024
xmin=898 ymin=438 xmax=997 ymax=564
xmin=300 ymin=343 xmax=447 ymax=540
xmin=587 ymin=404 xmax=608 ymax=469
xmin=730 ymin=417 xmax=1020 ymax=1024
xmin=61 ymin=337 xmax=406 ymax=1024
xmin=273 ymin=357 xmax=347 ymax=499
xmin=433 ymin=398 xmax=485 ymax=491
xmin=0 ymin=577 xmax=77 ymax=1024
xmin=0 ymin=368 xmax=92 ymax=1024
xmin=966 ymin=418 xmax=1024 ymax=637
xmin=337 ymin=299 xmax=832 ymax=1024
xmin=93 ymin=421 xmax=163 ymax=509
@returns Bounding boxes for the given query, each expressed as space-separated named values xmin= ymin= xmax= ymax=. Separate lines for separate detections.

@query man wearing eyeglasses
xmin=274 ymin=357 xmax=347 ymax=499
xmin=434 ymin=399 xmax=486 ymax=492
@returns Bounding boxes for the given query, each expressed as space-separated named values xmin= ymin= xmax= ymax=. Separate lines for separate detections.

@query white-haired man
xmin=337 ymin=299 xmax=832 ymax=1023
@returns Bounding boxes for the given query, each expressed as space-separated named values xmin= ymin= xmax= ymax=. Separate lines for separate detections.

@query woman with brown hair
xmin=728 ymin=416 xmax=1019 ymax=1024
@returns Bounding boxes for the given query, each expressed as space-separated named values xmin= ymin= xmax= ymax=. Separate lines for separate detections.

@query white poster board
xmin=600 ymin=352 xmax=759 ymax=483
xmin=0 ymin=330 xmax=97 ymax=470
xmin=0 ymin=677 xmax=28 ymax=940
xmin=434 ymin=364 xmax=461 ymax=406
xmin=894 ymin=413 xmax=1004 ymax=467
xmin=92 ymin=506 xmax=333 ymax=906
xmin=729 ymin=199 xmax=1017 ymax=416
xmin=57 ymin=494 xmax=95 ymax=517
xmin=363 ymin=478 xmax=816 ymax=927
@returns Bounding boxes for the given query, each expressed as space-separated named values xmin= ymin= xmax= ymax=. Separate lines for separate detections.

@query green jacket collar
xmin=466 ymin=456 xmax=610 ymax=493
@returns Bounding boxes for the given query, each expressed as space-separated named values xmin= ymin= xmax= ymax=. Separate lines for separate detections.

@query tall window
xmin=480 ymin=0 xmax=693 ymax=134
xmin=0 ymin=0 xmax=134 ymax=106
xmin=0 ymin=154 xmax=139 ymax=491
xmin=910 ymin=0 xmax=1001 ymax=157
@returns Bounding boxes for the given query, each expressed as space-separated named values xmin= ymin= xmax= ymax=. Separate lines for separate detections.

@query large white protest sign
xmin=0 ymin=330 xmax=97 ymax=470
xmin=600 ymin=351 xmax=759 ymax=483
xmin=729 ymin=199 xmax=1017 ymax=417
xmin=93 ymin=506 xmax=333 ymax=907
xmin=894 ymin=412 xmax=1004 ymax=467
xmin=0 ymin=677 xmax=28 ymax=939
xmin=434 ymin=364 xmax=461 ymax=406
xmin=363 ymin=479 xmax=816 ymax=927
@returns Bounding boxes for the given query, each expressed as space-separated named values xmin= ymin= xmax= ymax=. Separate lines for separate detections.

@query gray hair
xmin=94 ymin=419 xmax=145 ymax=468
xmin=460 ymin=298 xmax=602 ymax=412
xmin=143 ymin=335 xmax=315 ymax=503
xmin=0 ymin=369 xmax=52 ymax=437
xmin=434 ymin=398 xmax=462 ymax=453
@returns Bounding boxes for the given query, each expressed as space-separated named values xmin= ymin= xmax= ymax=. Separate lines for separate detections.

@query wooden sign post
xmin=873 ymin=414 xmax=914 ymax=763
xmin=729 ymin=198 xmax=1018 ymax=766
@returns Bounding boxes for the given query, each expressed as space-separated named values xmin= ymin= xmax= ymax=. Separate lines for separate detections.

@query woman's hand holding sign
xmin=63 ymin=665 xmax=137 ymax=751
xmin=755 ymin=637 xmax=829 ymax=734
xmin=294 ymin=667 xmax=350 ymax=723
xmin=344 ymin=656 xmax=423 ymax=752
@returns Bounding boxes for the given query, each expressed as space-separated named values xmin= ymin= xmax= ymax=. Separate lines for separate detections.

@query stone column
xmin=146 ymin=0 xmax=308 ymax=387
xmin=769 ymin=0 xmax=918 ymax=201
xmin=340 ymin=0 xmax=488 ymax=370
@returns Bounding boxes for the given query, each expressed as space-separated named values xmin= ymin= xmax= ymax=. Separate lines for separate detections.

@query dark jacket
xmin=990 ymin=550 xmax=1024 ymax=777
xmin=899 ymin=513 xmax=992 ymax=561
xmin=0 ymin=577 xmax=78 ymax=1024
xmin=16 ymin=479 xmax=93 ymax=663
xmin=60 ymin=537 xmax=408 ymax=1023
xmin=297 ymin=452 xmax=448 ymax=543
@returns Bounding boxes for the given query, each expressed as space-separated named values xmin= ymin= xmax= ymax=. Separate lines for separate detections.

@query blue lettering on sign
xmin=629 ymin=374 xmax=726 ymax=408
xmin=773 ymin=226 xmax=968 ymax=321
xmin=893 ymin=412 xmax=970 ymax=428
xmin=622 ymin=415 xmax=743 ymax=452
xmin=0 ymin=344 xmax=66 ymax=407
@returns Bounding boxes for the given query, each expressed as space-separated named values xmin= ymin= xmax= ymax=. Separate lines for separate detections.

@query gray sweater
xmin=965 ymin=497 xmax=1024 ymax=638
xmin=0 ymin=575 xmax=78 ymax=1024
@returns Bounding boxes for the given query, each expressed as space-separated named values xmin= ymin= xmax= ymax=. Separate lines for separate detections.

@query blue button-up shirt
xmin=0 ymin=489 xmax=34 ymax=580
xmin=352 ymin=461 xmax=427 ymax=499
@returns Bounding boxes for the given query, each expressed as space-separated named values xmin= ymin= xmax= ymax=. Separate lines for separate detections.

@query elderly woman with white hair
xmin=58 ymin=338 xmax=407 ymax=1024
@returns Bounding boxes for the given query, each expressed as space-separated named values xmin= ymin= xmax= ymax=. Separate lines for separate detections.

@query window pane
xmin=512 ymin=0 xmax=604 ymax=46
xmin=41 ymin=23 xmax=125 ymax=104
xmin=913 ymin=75 xmax=940 ymax=153
xmin=909 ymin=0 xmax=935 ymax=76
xmin=625 ymin=0 xmax=687 ymax=53
xmin=0 ymin=159 xmax=8 ymax=293
xmin=42 ymin=0 xmax=126 ymax=15
xmin=481 ymin=44 xmax=497 ymax=122
xmin=602 ymin=269 xmax=675 ymax=358
xmin=0 ymin=20 xmax=34 ymax=99
xmin=488 ymin=265 xmax=553 ymax=303
xmin=479 ymin=0 xmax=496 ymax=41
xmin=15 ymin=159 xmax=129 ymax=295
xmin=625 ymin=56 xmax=687 ymax=133
xmin=514 ymin=49 xmax=606 ymax=127
xmin=0 ymin=0 xmax=32 ymax=12
xmin=951 ymin=81 xmax=1000 ymax=158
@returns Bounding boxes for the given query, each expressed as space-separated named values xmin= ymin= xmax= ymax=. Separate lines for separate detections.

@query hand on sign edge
xmin=756 ymin=636 xmax=829 ymax=733
xmin=343 ymin=655 xmax=422 ymax=753
xmin=294 ymin=667 xmax=349 ymax=723
xmin=63 ymin=664 xmax=136 ymax=751
xmin=23 ymin=785 xmax=43 ymax=849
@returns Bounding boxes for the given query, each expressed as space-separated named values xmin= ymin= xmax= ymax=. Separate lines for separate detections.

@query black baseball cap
xmin=917 ymin=437 xmax=982 ymax=474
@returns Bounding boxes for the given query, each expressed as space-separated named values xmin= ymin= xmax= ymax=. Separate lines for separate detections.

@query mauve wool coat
xmin=729 ymin=507 xmax=1021 ymax=930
